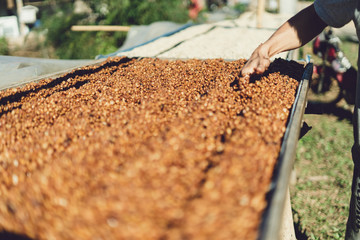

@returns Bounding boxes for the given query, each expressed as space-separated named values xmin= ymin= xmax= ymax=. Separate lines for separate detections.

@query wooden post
xmin=7 ymin=0 xmax=15 ymax=9
xmin=71 ymin=25 xmax=131 ymax=32
xmin=256 ymin=0 xmax=265 ymax=28
xmin=16 ymin=0 xmax=25 ymax=36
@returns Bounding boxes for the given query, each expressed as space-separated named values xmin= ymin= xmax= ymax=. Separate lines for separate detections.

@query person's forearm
xmin=241 ymin=4 xmax=327 ymax=76
xmin=264 ymin=4 xmax=327 ymax=58
xmin=264 ymin=22 xmax=303 ymax=57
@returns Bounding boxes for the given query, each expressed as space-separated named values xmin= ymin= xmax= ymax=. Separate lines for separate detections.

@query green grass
xmin=292 ymin=114 xmax=353 ymax=239
xmin=291 ymin=38 xmax=357 ymax=239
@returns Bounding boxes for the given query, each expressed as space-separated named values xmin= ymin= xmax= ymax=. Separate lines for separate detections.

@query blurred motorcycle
xmin=311 ymin=27 xmax=357 ymax=105
xmin=207 ymin=0 xmax=227 ymax=11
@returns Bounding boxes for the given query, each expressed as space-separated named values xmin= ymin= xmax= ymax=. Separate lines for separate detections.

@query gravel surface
xmin=120 ymin=18 xmax=288 ymax=60
xmin=158 ymin=26 xmax=278 ymax=60
xmin=121 ymin=24 xmax=214 ymax=58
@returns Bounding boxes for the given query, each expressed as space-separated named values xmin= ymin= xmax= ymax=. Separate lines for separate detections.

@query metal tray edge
xmin=258 ymin=63 xmax=313 ymax=240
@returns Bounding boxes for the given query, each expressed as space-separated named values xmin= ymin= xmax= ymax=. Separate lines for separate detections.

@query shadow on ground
xmin=293 ymin=209 xmax=310 ymax=240
xmin=0 ymin=231 xmax=33 ymax=240
xmin=306 ymin=100 xmax=353 ymax=123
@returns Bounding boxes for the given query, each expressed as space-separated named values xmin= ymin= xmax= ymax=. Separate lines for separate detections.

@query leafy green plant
xmin=41 ymin=0 xmax=189 ymax=59
xmin=0 ymin=37 xmax=9 ymax=55
xmin=233 ymin=3 xmax=248 ymax=13
xmin=91 ymin=0 xmax=188 ymax=25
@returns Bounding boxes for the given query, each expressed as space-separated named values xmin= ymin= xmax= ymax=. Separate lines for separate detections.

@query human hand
xmin=240 ymin=43 xmax=271 ymax=77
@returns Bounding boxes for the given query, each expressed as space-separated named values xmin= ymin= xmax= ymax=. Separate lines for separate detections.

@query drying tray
xmin=0 ymin=57 xmax=312 ymax=240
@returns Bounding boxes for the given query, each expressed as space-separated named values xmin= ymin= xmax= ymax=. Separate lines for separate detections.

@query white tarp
xmin=0 ymin=56 xmax=96 ymax=90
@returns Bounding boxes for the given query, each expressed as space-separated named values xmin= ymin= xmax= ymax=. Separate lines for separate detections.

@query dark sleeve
xmin=314 ymin=0 xmax=356 ymax=28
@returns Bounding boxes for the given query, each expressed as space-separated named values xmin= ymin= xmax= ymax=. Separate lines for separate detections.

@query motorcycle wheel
xmin=342 ymin=66 xmax=357 ymax=105
xmin=310 ymin=65 xmax=343 ymax=105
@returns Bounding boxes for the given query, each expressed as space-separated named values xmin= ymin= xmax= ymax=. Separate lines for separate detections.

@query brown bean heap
xmin=0 ymin=57 xmax=301 ymax=240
